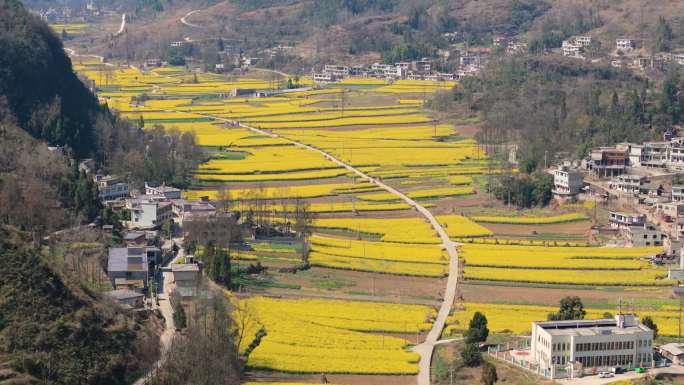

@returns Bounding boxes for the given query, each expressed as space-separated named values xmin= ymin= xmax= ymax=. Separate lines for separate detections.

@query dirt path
xmin=133 ymin=241 xmax=183 ymax=385
xmin=195 ymin=118 xmax=460 ymax=385
xmin=115 ymin=13 xmax=126 ymax=36
xmin=180 ymin=9 xmax=202 ymax=28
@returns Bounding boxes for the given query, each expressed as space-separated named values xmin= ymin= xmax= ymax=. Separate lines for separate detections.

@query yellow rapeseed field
xmin=447 ymin=302 xmax=684 ymax=337
xmin=238 ymin=296 xmax=430 ymax=374
xmin=464 ymin=266 xmax=670 ymax=286
xmin=458 ymin=244 xmax=659 ymax=270
xmin=470 ymin=213 xmax=590 ymax=224
xmin=183 ymin=182 xmax=380 ymax=201
xmin=308 ymin=234 xmax=448 ymax=276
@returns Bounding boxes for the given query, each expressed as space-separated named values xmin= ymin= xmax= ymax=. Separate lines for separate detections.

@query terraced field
xmin=72 ymin=60 xmax=670 ymax=384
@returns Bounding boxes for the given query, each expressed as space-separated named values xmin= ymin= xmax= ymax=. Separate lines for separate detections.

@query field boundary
xmin=183 ymin=111 xmax=459 ymax=385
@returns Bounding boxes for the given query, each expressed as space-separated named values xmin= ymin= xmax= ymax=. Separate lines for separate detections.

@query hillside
xmin=0 ymin=0 xmax=104 ymax=157
xmin=89 ymin=0 xmax=684 ymax=66
xmin=0 ymin=225 xmax=159 ymax=385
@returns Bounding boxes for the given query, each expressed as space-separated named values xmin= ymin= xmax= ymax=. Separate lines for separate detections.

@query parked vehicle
xmin=611 ymin=366 xmax=624 ymax=374
xmin=599 ymin=372 xmax=614 ymax=378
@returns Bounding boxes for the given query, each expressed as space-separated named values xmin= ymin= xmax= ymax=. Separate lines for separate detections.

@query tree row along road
xmin=190 ymin=111 xmax=460 ymax=385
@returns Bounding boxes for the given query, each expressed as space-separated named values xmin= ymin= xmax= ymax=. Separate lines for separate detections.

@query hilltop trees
xmin=654 ymin=16 xmax=673 ymax=53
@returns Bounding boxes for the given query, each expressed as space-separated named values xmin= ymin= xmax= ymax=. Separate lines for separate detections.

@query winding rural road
xmin=192 ymin=114 xmax=460 ymax=385
xmin=133 ymin=242 xmax=183 ymax=385
xmin=180 ymin=9 xmax=202 ymax=28
xmin=115 ymin=13 xmax=126 ymax=36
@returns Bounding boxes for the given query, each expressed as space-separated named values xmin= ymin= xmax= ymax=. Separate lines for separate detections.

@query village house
xmin=172 ymin=264 xmax=201 ymax=297
xmin=94 ymin=174 xmax=129 ymax=202
xmin=411 ymin=58 xmax=432 ymax=72
xmin=673 ymin=185 xmax=684 ymax=202
xmin=659 ymin=343 xmax=684 ymax=365
xmin=144 ymin=182 xmax=182 ymax=199
xmin=623 ymin=224 xmax=666 ymax=247
xmin=172 ymin=199 xmax=216 ymax=225
xmin=609 ymin=174 xmax=645 ymax=195
xmin=575 ymin=36 xmax=592 ymax=46
xmin=616 ymin=38 xmax=636 ymax=52
xmin=323 ymin=64 xmax=350 ymax=78
xmin=507 ymin=41 xmax=527 ymax=54
xmin=587 ymin=147 xmax=628 ymax=178
xmin=661 ymin=201 xmax=684 ymax=221
xmin=492 ymin=35 xmax=508 ymax=48
xmin=531 ymin=314 xmax=653 ymax=379
xmin=668 ymin=138 xmax=684 ymax=169
xmin=674 ymin=54 xmax=684 ymax=66
xmin=562 ymin=40 xmax=584 ymax=58
xmin=106 ymin=289 xmax=145 ymax=308
xmin=107 ymin=246 xmax=149 ymax=291
xmin=675 ymin=218 xmax=684 ymax=240
xmin=552 ymin=164 xmax=584 ymax=198
xmin=609 ymin=211 xmax=646 ymax=229
xmin=125 ymin=196 xmax=173 ymax=230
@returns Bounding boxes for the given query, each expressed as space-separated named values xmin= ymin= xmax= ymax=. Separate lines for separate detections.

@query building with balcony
xmin=553 ymin=165 xmax=584 ymax=197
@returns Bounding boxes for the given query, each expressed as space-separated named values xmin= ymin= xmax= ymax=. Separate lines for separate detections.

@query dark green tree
xmin=548 ymin=296 xmax=586 ymax=321
xmin=641 ymin=316 xmax=658 ymax=340
xmin=465 ymin=312 xmax=489 ymax=344
xmin=654 ymin=16 xmax=673 ymax=52
xmin=462 ymin=343 xmax=482 ymax=367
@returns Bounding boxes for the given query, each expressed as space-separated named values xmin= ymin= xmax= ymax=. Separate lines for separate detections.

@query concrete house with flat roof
xmin=531 ymin=314 xmax=654 ymax=379
xmin=107 ymin=246 xmax=149 ymax=290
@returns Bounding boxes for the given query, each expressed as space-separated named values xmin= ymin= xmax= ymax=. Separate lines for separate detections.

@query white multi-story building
xmin=575 ymin=36 xmax=593 ymax=47
xmin=616 ymin=38 xmax=636 ymax=52
xmin=668 ymin=138 xmax=684 ymax=169
xmin=673 ymin=185 xmax=684 ymax=202
xmin=553 ymin=165 xmax=584 ymax=197
xmin=661 ymin=202 xmax=684 ymax=220
xmin=609 ymin=211 xmax=646 ymax=229
xmin=144 ymin=183 xmax=181 ymax=199
xmin=609 ymin=174 xmax=645 ymax=195
xmin=95 ymin=174 xmax=129 ymax=202
xmin=323 ymin=65 xmax=350 ymax=78
xmin=562 ymin=40 xmax=584 ymax=58
xmin=125 ymin=197 xmax=173 ymax=230
xmin=531 ymin=314 xmax=654 ymax=379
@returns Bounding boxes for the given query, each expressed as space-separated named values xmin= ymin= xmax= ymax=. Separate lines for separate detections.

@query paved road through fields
xmin=208 ymin=118 xmax=461 ymax=385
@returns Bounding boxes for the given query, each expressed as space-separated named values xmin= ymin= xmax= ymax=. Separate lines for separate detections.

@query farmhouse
xmin=94 ymin=174 xmax=129 ymax=201
xmin=106 ymin=289 xmax=145 ymax=308
xmin=172 ymin=263 xmax=201 ymax=297
xmin=609 ymin=174 xmax=645 ymax=195
xmin=125 ymin=196 xmax=173 ymax=230
xmin=659 ymin=343 xmax=684 ymax=365
xmin=587 ymin=147 xmax=628 ymax=178
xmin=107 ymin=246 xmax=149 ymax=290
xmin=623 ymin=224 xmax=665 ymax=247
xmin=531 ymin=314 xmax=654 ymax=379
xmin=145 ymin=182 xmax=181 ymax=199
xmin=552 ymin=165 xmax=584 ymax=198
xmin=616 ymin=38 xmax=636 ymax=52
xmin=661 ymin=202 xmax=684 ymax=220
xmin=608 ymin=211 xmax=646 ymax=229
xmin=672 ymin=185 xmax=684 ymax=202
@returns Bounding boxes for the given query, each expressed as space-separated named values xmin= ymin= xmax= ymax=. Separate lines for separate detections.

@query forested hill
xmin=0 ymin=225 xmax=158 ymax=385
xmin=0 ymin=0 xmax=100 ymax=157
